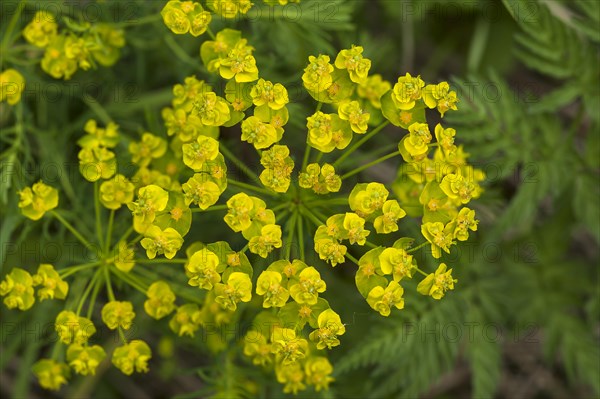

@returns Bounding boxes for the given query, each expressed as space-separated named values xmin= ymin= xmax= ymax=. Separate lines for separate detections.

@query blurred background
xmin=1 ymin=0 xmax=598 ymax=398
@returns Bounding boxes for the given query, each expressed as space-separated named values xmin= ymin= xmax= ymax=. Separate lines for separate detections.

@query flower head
xmin=112 ymin=340 xmax=152 ymax=375
xmin=417 ymin=263 xmax=457 ymax=299
xmin=18 ymin=181 xmax=59 ymax=221
xmin=0 ymin=268 xmax=35 ymax=310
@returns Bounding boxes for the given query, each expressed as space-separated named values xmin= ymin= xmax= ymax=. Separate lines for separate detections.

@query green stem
xmin=301 ymin=144 xmax=312 ymax=172
xmin=333 ymin=121 xmax=390 ymax=167
xmin=227 ymin=179 xmax=277 ymax=197
xmin=415 ymin=267 xmax=429 ymax=277
xmin=314 ymin=151 xmax=324 ymax=164
xmin=284 ymin=211 xmax=298 ymax=260
xmin=406 ymin=241 xmax=429 ymax=253
xmin=59 ymin=262 xmax=102 ymax=278
xmin=112 ymin=269 xmax=147 ymax=294
xmin=341 ymin=150 xmax=401 ymax=180
xmin=76 ymin=270 xmax=101 ymax=316
xmin=105 ymin=209 xmax=115 ymax=254
xmin=220 ymin=144 xmax=260 ymax=182
xmin=94 ymin=181 xmax=104 ymax=250
xmin=206 ymin=26 xmax=216 ymax=40
xmin=118 ymin=327 xmax=128 ymax=343
xmin=86 ymin=274 xmax=103 ymax=319
xmin=297 ymin=213 xmax=306 ymax=262
xmin=300 ymin=205 xmax=324 ymax=227
xmin=50 ymin=211 xmax=99 ymax=256
xmin=114 ymin=226 xmax=134 ymax=248
xmin=104 ymin=266 xmax=116 ymax=301
xmin=345 ymin=253 xmax=360 ymax=265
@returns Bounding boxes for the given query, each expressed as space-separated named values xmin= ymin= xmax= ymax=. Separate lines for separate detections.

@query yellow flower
xmin=128 ymin=184 xmax=169 ymax=231
xmin=417 ymin=263 xmax=457 ymax=299
xmin=182 ymin=135 xmax=220 ymax=170
xmin=271 ymin=327 xmax=309 ymax=365
xmin=144 ymin=281 xmax=176 ymax=319
xmin=241 ymin=116 xmax=278 ymax=149
xmin=314 ymin=237 xmax=347 ymax=266
xmin=334 ymin=45 xmax=371 ymax=84
xmin=32 ymin=264 xmax=68 ymax=301
xmin=101 ymin=301 xmax=136 ymax=330
xmin=114 ymin=241 xmax=135 ymax=272
xmin=208 ymin=0 xmax=253 ymax=18
xmin=289 ymin=266 xmax=326 ymax=305
xmin=259 ymin=145 xmax=295 ymax=193
xmin=0 ymin=268 xmax=35 ymax=310
xmin=41 ymin=35 xmax=78 ymax=80
xmin=141 ymin=225 xmax=183 ymax=259
xmin=214 ymin=272 xmax=253 ymax=311
xmin=373 ymin=200 xmax=406 ymax=234
xmin=182 ymin=174 xmax=221 ymax=209
xmin=18 ymin=181 xmax=59 ymax=221
xmin=338 ymin=100 xmax=370 ymax=134
xmin=348 ymin=182 xmax=389 ymax=217
xmin=32 ymin=359 xmax=70 ymax=391
xmin=403 ymin=122 xmax=432 ymax=158
xmin=440 ymin=173 xmax=478 ymax=204
xmin=248 ymin=224 xmax=283 ymax=258
xmin=276 ymin=361 xmax=306 ymax=394
xmin=301 ymin=163 xmax=342 ymax=194
xmin=100 ymin=174 xmax=135 ymax=210
xmin=308 ymin=309 xmax=345 ymax=349
xmin=185 ymin=248 xmax=222 ymax=290
xmin=307 ymin=112 xmax=352 ymax=153
xmin=66 ymin=344 xmax=106 ymax=376
xmin=89 ymin=24 xmax=125 ymax=67
xmin=343 ymin=213 xmax=370 ymax=245
xmin=434 ymin=123 xmax=457 ymax=153
xmin=421 ymin=221 xmax=455 ymax=259
xmin=0 ymin=69 xmax=25 ymax=105
xmin=391 ymin=73 xmax=425 ymax=110
xmin=161 ymin=1 xmax=212 ymax=36
xmin=452 ymin=207 xmax=478 ymax=241
xmin=78 ymin=146 xmax=117 ymax=182
xmin=224 ymin=192 xmax=255 ymax=232
xmin=169 ymin=303 xmax=201 ymax=337
xmin=112 ymin=340 xmax=152 ymax=375
xmin=366 ymin=281 xmax=404 ymax=316
xmin=251 ymin=78 xmax=289 ymax=109
xmin=193 ymin=91 xmax=231 ymax=126
xmin=219 ymin=40 xmax=259 ymax=82
xmin=256 ymin=270 xmax=289 ymax=308
xmin=304 ymin=357 xmax=334 ymax=392
xmin=378 ymin=247 xmax=414 ymax=282
xmin=424 ymin=82 xmax=458 ymax=117
xmin=357 ymin=74 xmax=391 ymax=109
xmin=302 ymin=55 xmax=334 ymax=93
xmin=129 ymin=133 xmax=168 ymax=167
xmin=243 ymin=332 xmax=273 ymax=366
xmin=23 ymin=11 xmax=58 ymax=48
xmin=78 ymin=120 xmax=120 ymax=149
xmin=55 ymin=311 xmax=96 ymax=344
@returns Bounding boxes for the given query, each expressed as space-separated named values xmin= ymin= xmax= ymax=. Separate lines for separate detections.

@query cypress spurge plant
xmin=1 ymin=0 xmax=484 ymax=395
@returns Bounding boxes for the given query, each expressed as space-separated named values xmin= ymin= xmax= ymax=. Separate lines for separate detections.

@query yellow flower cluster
xmin=298 ymin=163 xmax=342 ymax=194
xmin=23 ymin=11 xmax=124 ymax=79
xmin=6 ymin=6 xmax=483 ymax=393
xmin=161 ymin=0 xmax=212 ymax=36
xmin=244 ymin=260 xmax=341 ymax=393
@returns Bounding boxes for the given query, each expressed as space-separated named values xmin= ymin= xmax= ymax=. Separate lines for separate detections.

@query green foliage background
xmin=1 ymin=0 xmax=598 ymax=398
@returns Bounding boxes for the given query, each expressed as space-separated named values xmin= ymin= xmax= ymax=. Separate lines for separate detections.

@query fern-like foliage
xmin=502 ymin=0 xmax=600 ymax=121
